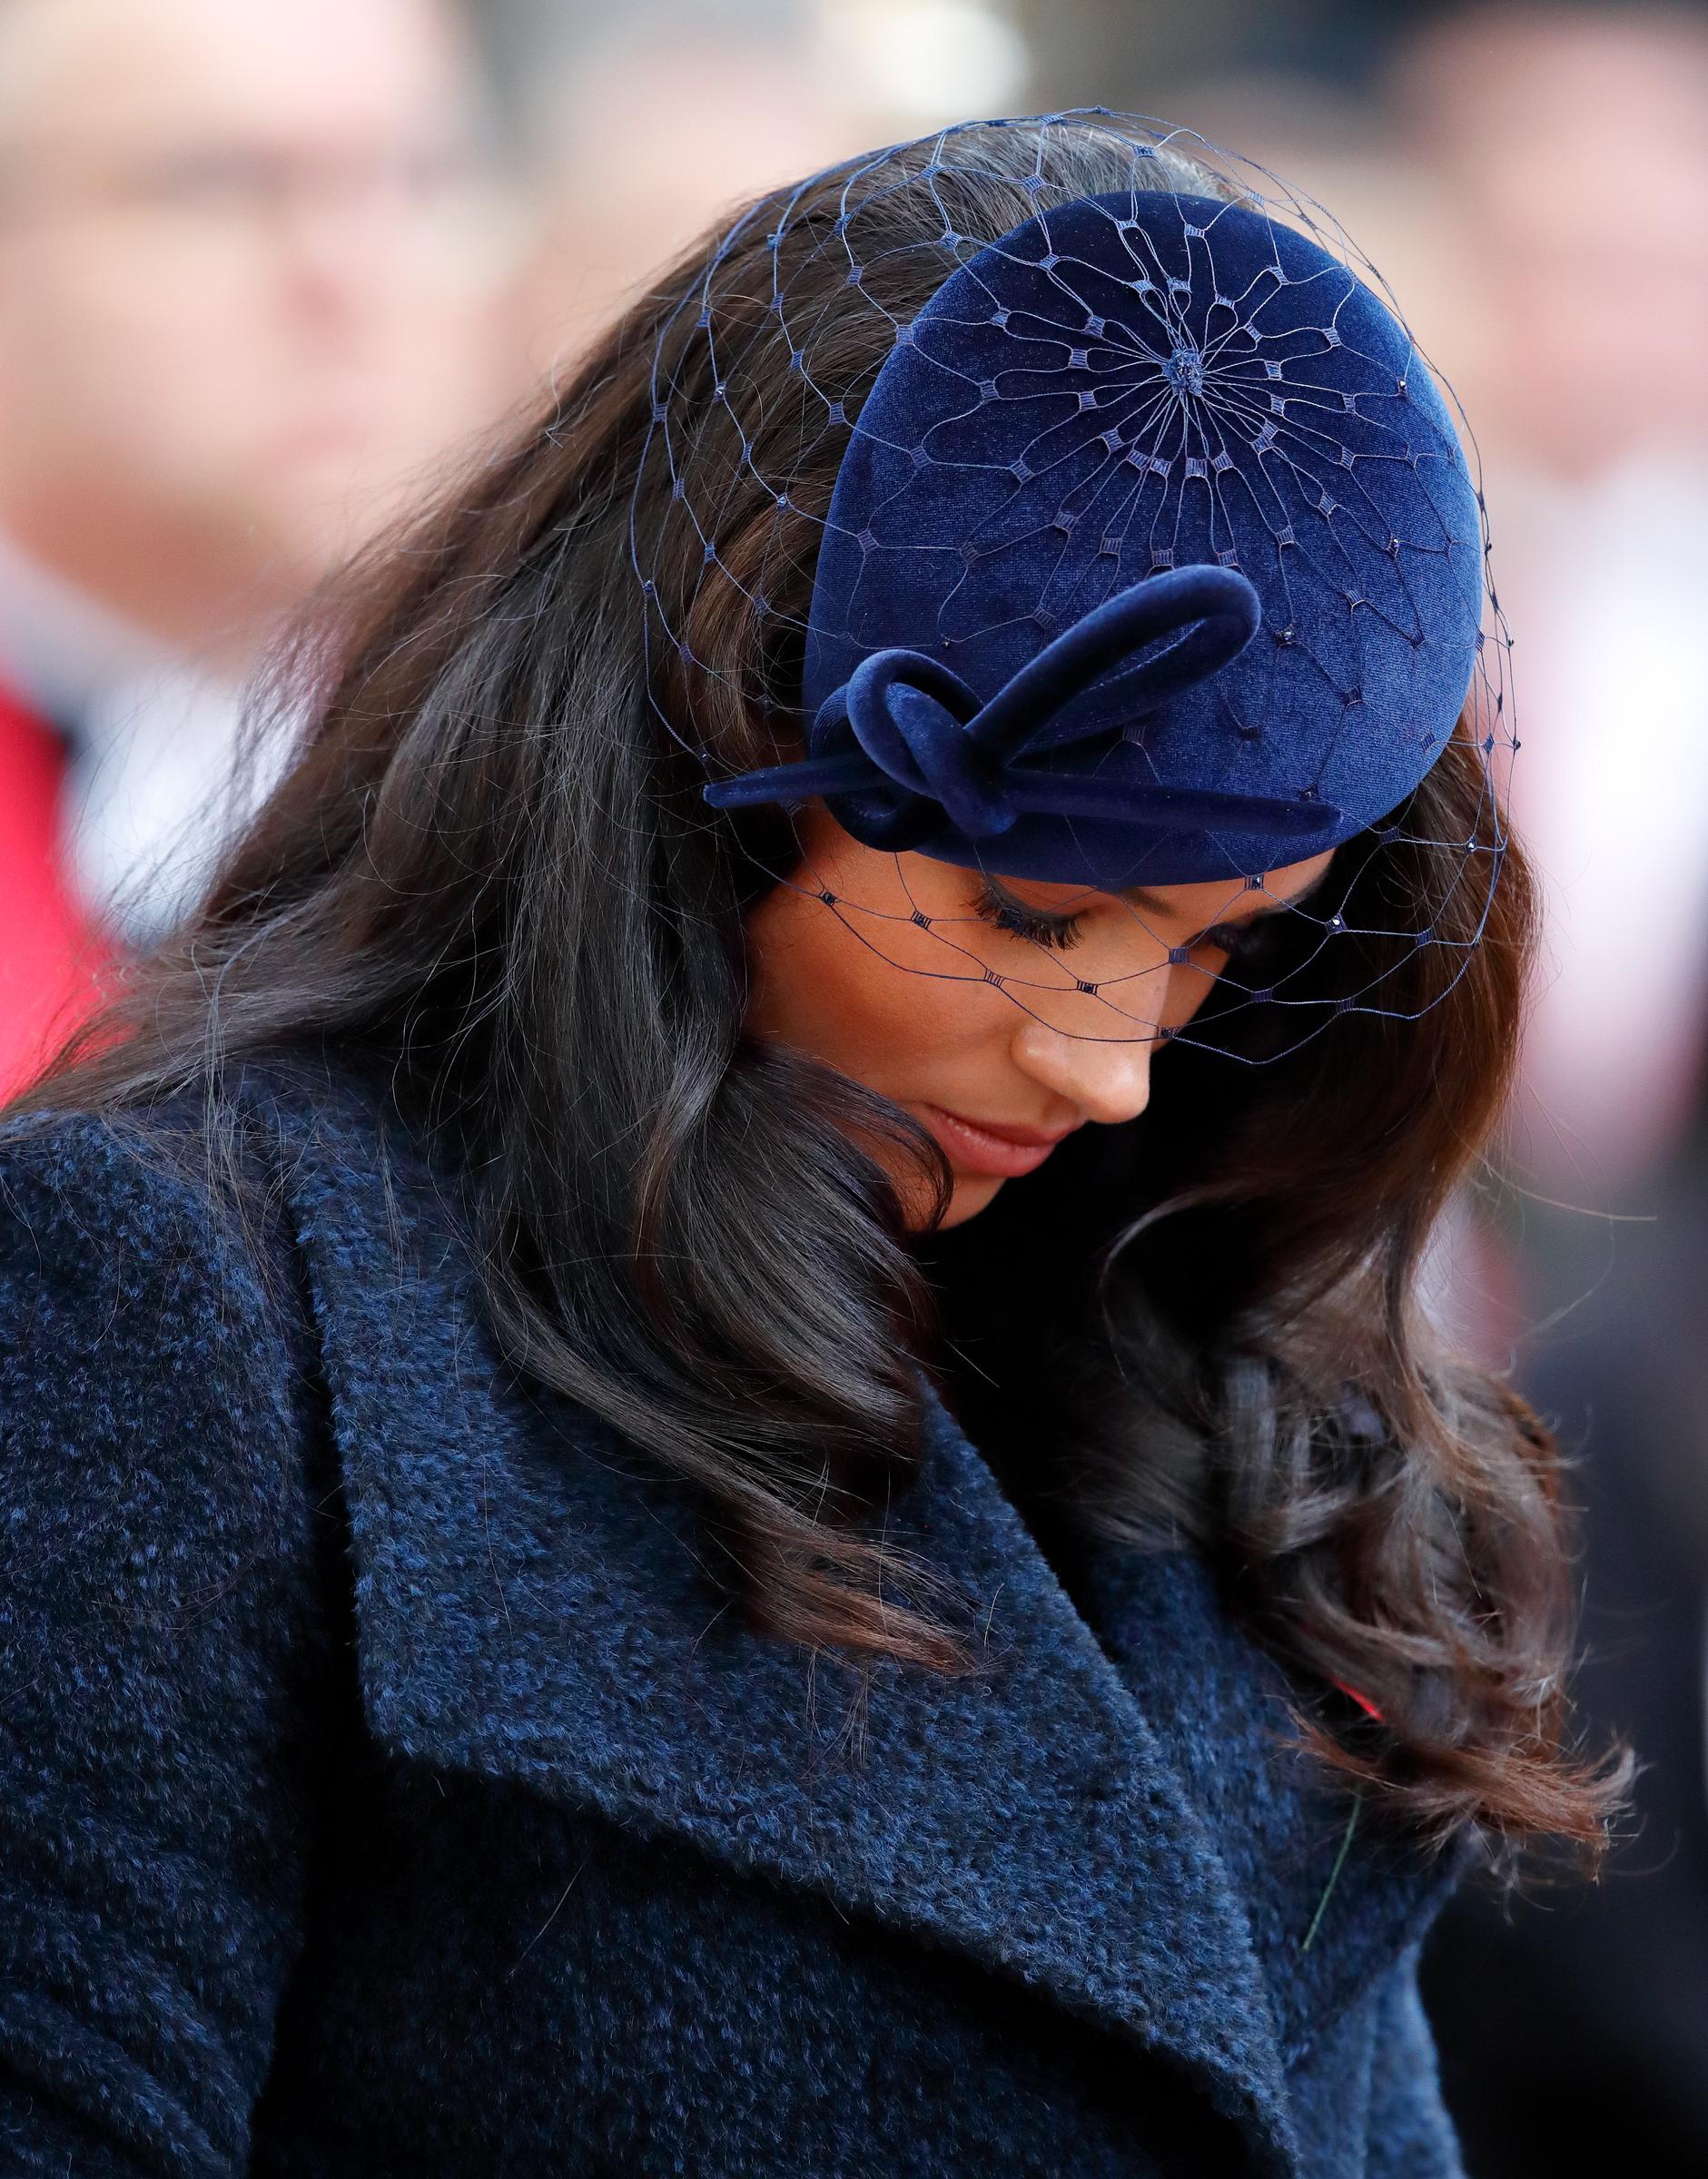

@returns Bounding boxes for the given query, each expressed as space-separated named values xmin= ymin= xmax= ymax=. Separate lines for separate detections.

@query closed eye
xmin=972 ymin=882 xmax=1087 ymax=951
xmin=1196 ymin=920 xmax=1261 ymax=954
xmin=1192 ymin=870 xmax=1336 ymax=966
xmin=974 ymin=877 xmax=1329 ymax=963
xmin=1191 ymin=914 xmax=1293 ymax=968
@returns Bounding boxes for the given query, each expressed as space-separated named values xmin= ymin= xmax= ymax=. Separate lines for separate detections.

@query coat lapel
xmin=1073 ymin=1537 xmax=1465 ymax=2067
xmin=246 ymin=1061 xmax=1300 ymax=2173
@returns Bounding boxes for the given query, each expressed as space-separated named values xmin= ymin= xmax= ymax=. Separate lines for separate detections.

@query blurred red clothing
xmin=0 ymin=685 xmax=113 ymax=1104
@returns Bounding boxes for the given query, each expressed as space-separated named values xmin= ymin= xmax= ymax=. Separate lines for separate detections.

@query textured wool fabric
xmin=0 ymin=1058 xmax=1467 ymax=2177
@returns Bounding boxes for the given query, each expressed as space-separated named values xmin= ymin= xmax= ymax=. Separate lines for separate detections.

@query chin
xmin=938 ymin=1173 xmax=1004 ymax=1228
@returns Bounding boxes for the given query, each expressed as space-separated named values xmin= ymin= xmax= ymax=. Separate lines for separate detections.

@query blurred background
xmin=1 ymin=1 xmax=1703 ymax=2165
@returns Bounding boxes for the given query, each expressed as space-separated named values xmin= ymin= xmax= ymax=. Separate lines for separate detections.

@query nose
xmin=280 ymin=188 xmax=390 ymax=312
xmin=1008 ymin=1013 xmax=1155 ymax=1126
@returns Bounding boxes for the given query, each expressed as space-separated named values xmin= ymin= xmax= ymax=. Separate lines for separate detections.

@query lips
xmin=919 ymin=1104 xmax=1080 ymax=1180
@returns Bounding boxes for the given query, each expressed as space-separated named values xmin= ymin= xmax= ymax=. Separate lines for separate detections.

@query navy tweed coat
xmin=0 ymin=1059 xmax=1468 ymax=2176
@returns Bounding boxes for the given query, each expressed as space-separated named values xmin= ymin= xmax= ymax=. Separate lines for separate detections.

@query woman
xmin=0 ymin=114 xmax=1621 ymax=2176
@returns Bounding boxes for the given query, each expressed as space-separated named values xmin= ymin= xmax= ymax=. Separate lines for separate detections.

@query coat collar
xmin=242 ymin=1059 xmax=1443 ymax=2174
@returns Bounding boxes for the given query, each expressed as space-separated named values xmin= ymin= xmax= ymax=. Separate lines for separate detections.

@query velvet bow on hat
xmin=706 ymin=187 xmax=1485 ymax=891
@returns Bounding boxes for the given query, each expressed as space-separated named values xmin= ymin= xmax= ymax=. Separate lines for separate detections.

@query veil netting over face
xmin=627 ymin=110 xmax=1513 ymax=1062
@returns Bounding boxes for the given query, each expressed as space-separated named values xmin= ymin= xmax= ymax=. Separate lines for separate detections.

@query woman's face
xmin=744 ymin=803 xmax=1336 ymax=1229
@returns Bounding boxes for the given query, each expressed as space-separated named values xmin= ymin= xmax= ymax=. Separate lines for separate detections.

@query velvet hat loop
xmin=708 ymin=563 xmax=1339 ymax=857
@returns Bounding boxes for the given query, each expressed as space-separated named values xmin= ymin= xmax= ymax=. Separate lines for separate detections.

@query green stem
xmin=1300 ymin=1789 xmax=1363 ymax=1954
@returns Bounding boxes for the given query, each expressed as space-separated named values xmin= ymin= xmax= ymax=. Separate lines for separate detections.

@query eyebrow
xmin=1121 ymin=869 xmax=1331 ymax=921
xmin=979 ymin=864 xmax=1333 ymax=927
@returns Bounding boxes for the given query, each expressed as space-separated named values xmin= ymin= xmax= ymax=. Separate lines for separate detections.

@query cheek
xmin=744 ymin=881 xmax=1000 ymax=1095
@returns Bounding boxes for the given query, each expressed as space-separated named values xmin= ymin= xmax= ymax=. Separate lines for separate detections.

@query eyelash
xmin=972 ymin=885 xmax=1280 ymax=963
xmin=1200 ymin=921 xmax=1267 ymax=959
xmin=972 ymin=886 xmax=1085 ymax=951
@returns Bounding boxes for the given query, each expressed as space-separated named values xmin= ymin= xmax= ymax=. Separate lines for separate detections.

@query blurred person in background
xmin=499 ymin=0 xmax=1032 ymax=367
xmin=1384 ymin=7 xmax=1708 ymax=2171
xmin=508 ymin=6 xmax=870 ymax=364
xmin=1394 ymin=1 xmax=1708 ymax=1209
xmin=0 ymin=0 xmax=525 ymax=1097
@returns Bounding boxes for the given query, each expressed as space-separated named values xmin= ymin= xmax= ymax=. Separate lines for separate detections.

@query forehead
xmin=0 ymin=0 xmax=469 ymax=157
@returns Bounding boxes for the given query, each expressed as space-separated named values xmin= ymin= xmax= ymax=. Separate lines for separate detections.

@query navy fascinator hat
xmin=701 ymin=184 xmax=1485 ymax=892
xmin=632 ymin=114 xmax=1513 ymax=1044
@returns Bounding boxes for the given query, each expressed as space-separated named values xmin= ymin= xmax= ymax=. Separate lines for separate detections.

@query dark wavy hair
xmin=10 ymin=119 xmax=1624 ymax=1859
